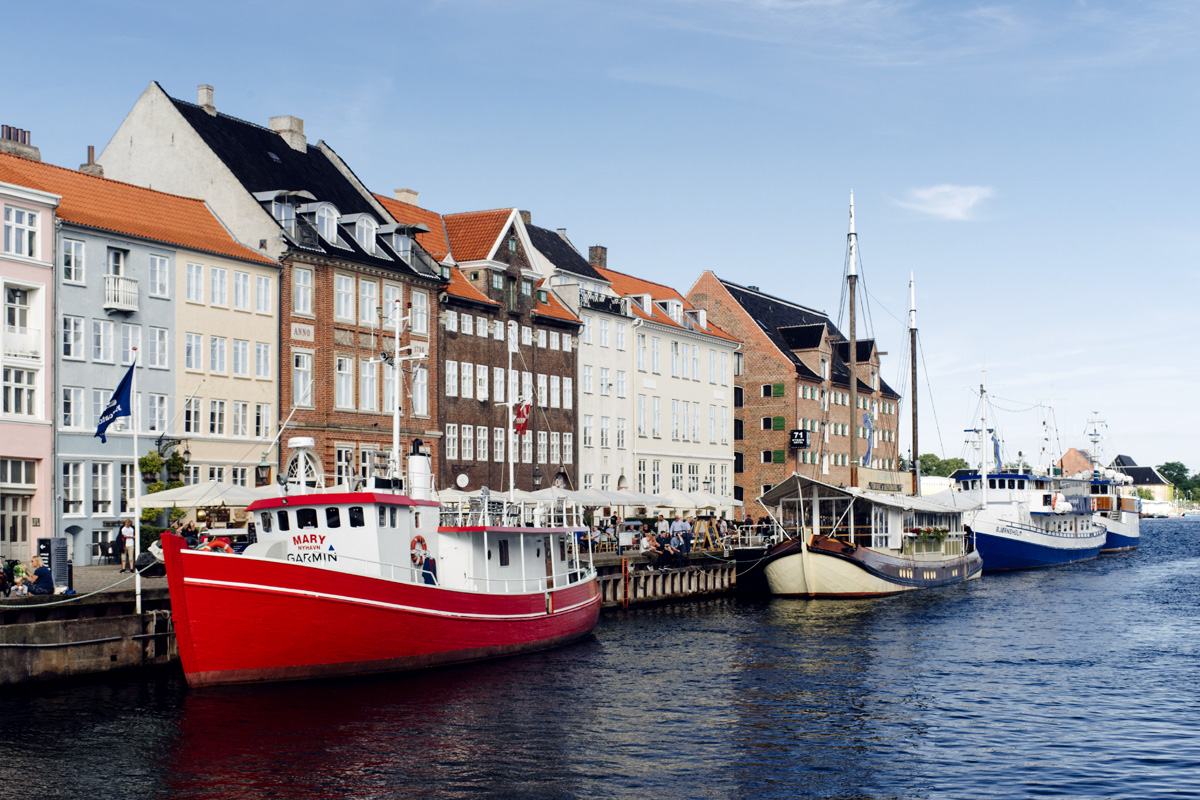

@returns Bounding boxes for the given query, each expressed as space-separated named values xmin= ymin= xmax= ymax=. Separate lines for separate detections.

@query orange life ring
xmin=411 ymin=534 xmax=429 ymax=566
xmin=198 ymin=537 xmax=235 ymax=554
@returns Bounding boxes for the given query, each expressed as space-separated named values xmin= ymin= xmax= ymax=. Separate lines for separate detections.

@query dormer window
xmin=272 ymin=199 xmax=295 ymax=231
xmin=393 ymin=232 xmax=412 ymax=260
xmin=315 ymin=204 xmax=339 ymax=243
xmin=355 ymin=217 xmax=378 ymax=254
xmin=665 ymin=299 xmax=683 ymax=324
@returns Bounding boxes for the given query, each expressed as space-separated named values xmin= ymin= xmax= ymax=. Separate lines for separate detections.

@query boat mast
xmin=392 ymin=298 xmax=402 ymax=484
xmin=909 ymin=273 xmax=919 ymax=496
xmin=508 ymin=321 xmax=517 ymax=503
xmin=847 ymin=191 xmax=859 ymax=488
xmin=980 ymin=377 xmax=988 ymax=511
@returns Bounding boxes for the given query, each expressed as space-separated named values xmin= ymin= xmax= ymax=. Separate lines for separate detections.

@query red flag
xmin=514 ymin=402 xmax=532 ymax=434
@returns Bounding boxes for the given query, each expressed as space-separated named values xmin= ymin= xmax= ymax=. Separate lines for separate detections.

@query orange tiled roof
xmin=0 ymin=153 xmax=273 ymax=264
xmin=534 ymin=279 xmax=580 ymax=324
xmin=443 ymin=208 xmax=514 ymax=262
xmin=446 ymin=267 xmax=499 ymax=306
xmin=372 ymin=193 xmax=451 ymax=262
xmin=595 ymin=266 xmax=739 ymax=343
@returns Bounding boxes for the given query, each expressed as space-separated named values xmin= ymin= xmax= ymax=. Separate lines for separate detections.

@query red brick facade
xmin=277 ymin=251 xmax=441 ymax=488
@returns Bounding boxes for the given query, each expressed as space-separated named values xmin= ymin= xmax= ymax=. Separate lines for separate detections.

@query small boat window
xmin=1018 ymin=480 xmax=1025 ymax=490
xmin=1007 ymin=479 xmax=1015 ymax=489
xmin=277 ymin=510 xmax=291 ymax=531
xmin=390 ymin=507 xmax=398 ymax=527
xmin=326 ymin=507 xmax=341 ymax=528
xmin=1043 ymin=494 xmax=1053 ymax=507
xmin=260 ymin=512 xmax=272 ymax=533
xmin=499 ymin=539 xmax=510 ymax=566
xmin=297 ymin=508 xmax=318 ymax=529
xmin=414 ymin=512 xmax=421 ymax=529
xmin=559 ymin=537 xmax=566 ymax=561
xmin=989 ymin=479 xmax=996 ymax=489
xmin=378 ymin=506 xmax=388 ymax=527
xmin=348 ymin=506 xmax=365 ymax=528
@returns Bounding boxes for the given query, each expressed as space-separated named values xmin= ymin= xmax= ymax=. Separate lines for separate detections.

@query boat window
xmin=559 ymin=537 xmax=566 ymax=561
xmin=1043 ymin=494 xmax=1053 ymax=507
xmin=989 ymin=479 xmax=996 ymax=489
xmin=326 ymin=507 xmax=341 ymax=528
xmin=414 ymin=512 xmax=421 ymax=528
xmin=276 ymin=510 xmax=290 ymax=531
xmin=379 ymin=506 xmax=388 ymax=528
xmin=297 ymin=508 xmax=318 ymax=529
xmin=390 ymin=507 xmax=398 ymax=527
xmin=260 ymin=512 xmax=272 ymax=533
xmin=1007 ymin=480 xmax=1015 ymax=490
xmin=498 ymin=539 xmax=510 ymax=566
xmin=348 ymin=506 xmax=365 ymax=527
xmin=1018 ymin=480 xmax=1025 ymax=490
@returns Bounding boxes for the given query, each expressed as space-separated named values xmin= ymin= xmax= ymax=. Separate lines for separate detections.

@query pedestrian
xmin=27 ymin=556 xmax=53 ymax=595
xmin=119 ymin=519 xmax=136 ymax=572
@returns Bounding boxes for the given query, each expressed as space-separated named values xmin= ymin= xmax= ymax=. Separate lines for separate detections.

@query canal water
xmin=3 ymin=519 xmax=1198 ymax=799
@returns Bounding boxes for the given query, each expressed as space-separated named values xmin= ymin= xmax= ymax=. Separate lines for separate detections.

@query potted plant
xmin=165 ymin=451 xmax=187 ymax=480
xmin=138 ymin=451 xmax=163 ymax=482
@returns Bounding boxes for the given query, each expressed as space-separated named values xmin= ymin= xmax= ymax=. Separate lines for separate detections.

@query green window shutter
xmin=772 ymin=416 xmax=785 ymax=430
xmin=772 ymin=382 xmax=785 ymax=397
xmin=773 ymin=449 xmax=786 ymax=464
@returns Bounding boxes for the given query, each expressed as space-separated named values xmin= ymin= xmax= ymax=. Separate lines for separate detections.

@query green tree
xmin=1157 ymin=461 xmax=1190 ymax=487
xmin=918 ymin=454 xmax=970 ymax=477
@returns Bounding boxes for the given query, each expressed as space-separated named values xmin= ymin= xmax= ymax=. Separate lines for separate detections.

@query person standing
xmin=120 ymin=519 xmax=136 ymax=573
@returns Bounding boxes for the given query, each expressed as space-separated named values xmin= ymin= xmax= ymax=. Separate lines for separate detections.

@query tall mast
xmin=847 ymin=190 xmax=859 ymax=487
xmin=909 ymin=272 xmax=919 ymax=496
xmin=980 ymin=376 xmax=988 ymax=511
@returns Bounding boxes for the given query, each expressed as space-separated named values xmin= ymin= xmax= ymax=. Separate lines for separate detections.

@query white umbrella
xmin=139 ymin=481 xmax=271 ymax=508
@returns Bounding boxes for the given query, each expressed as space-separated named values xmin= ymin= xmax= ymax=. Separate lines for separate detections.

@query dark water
xmin=4 ymin=519 xmax=1199 ymax=799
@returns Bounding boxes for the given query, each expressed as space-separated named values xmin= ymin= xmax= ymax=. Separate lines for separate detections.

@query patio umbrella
xmin=139 ymin=481 xmax=274 ymax=508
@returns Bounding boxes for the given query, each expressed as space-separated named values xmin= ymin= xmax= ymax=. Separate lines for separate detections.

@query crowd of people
xmin=1 ymin=555 xmax=54 ymax=597
xmin=578 ymin=513 xmax=778 ymax=570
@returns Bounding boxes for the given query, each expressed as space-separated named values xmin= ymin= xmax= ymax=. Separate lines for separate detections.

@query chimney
xmin=393 ymin=188 xmax=419 ymax=205
xmin=0 ymin=125 xmax=41 ymax=161
xmin=269 ymin=115 xmax=306 ymax=152
xmin=589 ymin=245 xmax=607 ymax=269
xmin=198 ymin=84 xmax=216 ymax=115
xmin=518 ymin=210 xmax=531 ymax=226
xmin=79 ymin=145 xmax=104 ymax=177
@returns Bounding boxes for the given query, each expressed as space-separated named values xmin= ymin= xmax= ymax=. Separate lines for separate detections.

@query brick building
xmin=434 ymin=208 xmax=581 ymax=493
xmin=99 ymin=83 xmax=445 ymax=486
xmin=687 ymin=272 xmax=901 ymax=503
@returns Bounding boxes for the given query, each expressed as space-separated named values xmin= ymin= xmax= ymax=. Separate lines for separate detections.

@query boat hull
xmin=972 ymin=524 xmax=1105 ymax=571
xmin=763 ymin=537 xmax=983 ymax=599
xmin=1098 ymin=516 xmax=1140 ymax=554
xmin=163 ymin=535 xmax=601 ymax=687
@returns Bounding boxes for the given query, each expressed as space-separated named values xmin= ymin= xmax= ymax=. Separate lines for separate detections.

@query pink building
xmin=1 ymin=126 xmax=59 ymax=561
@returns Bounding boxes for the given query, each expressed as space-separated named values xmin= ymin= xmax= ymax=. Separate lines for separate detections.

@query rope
xmin=0 ymin=565 xmax=158 ymax=608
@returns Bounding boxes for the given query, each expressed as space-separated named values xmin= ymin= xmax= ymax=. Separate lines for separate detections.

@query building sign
xmin=788 ymin=429 xmax=810 ymax=449
xmin=291 ymin=322 xmax=315 ymax=342
xmin=867 ymin=481 xmax=903 ymax=493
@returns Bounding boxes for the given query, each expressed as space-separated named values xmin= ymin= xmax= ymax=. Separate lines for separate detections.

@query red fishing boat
xmin=164 ymin=439 xmax=600 ymax=687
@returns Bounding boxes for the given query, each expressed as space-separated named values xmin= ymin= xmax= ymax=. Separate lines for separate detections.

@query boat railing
xmin=464 ymin=565 xmax=596 ymax=595
xmin=439 ymin=499 xmax=586 ymax=529
xmin=331 ymin=551 xmax=439 ymax=586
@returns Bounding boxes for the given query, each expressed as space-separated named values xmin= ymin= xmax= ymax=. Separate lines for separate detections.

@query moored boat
xmin=164 ymin=439 xmax=600 ymax=687
xmin=760 ymin=475 xmax=983 ymax=597
xmin=1091 ymin=469 xmax=1141 ymax=553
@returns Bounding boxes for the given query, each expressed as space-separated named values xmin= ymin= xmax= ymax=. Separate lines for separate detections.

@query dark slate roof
xmin=1111 ymin=454 xmax=1138 ymax=468
xmin=718 ymin=276 xmax=898 ymax=397
xmin=1115 ymin=465 xmax=1169 ymax=486
xmin=166 ymin=90 xmax=440 ymax=282
xmin=526 ymin=224 xmax=607 ymax=281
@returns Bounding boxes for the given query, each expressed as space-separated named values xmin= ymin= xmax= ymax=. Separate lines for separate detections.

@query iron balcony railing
xmin=579 ymin=289 xmax=623 ymax=315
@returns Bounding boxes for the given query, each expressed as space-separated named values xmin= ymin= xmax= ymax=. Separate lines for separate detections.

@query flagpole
xmin=508 ymin=322 xmax=515 ymax=504
xmin=132 ymin=349 xmax=141 ymax=614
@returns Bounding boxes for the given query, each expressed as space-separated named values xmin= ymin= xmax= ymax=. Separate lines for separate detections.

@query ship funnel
xmin=407 ymin=438 xmax=434 ymax=501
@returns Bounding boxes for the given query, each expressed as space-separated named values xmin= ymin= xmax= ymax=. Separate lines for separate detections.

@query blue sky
xmin=7 ymin=0 xmax=1198 ymax=471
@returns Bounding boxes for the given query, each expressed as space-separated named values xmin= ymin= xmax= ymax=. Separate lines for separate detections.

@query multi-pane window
xmin=537 ymin=373 xmax=547 ymax=407
xmin=62 ymin=239 xmax=85 ymax=282
xmin=149 ymin=255 xmax=169 ymax=297
xmin=477 ymin=364 xmax=488 ymax=401
xmin=692 ymin=346 xmax=699 ymax=380
xmin=230 ymin=467 xmax=248 ymax=487
xmin=232 ymin=340 xmax=249 ymax=376
xmin=293 ymin=267 xmax=313 ymax=314
xmin=293 ymin=352 xmax=313 ymax=406
xmin=119 ymin=464 xmax=138 ymax=515
xmin=691 ymin=402 xmax=700 ymax=441
xmin=721 ymin=352 xmax=729 ymax=385
xmin=616 ymin=418 xmax=626 ymax=450
xmin=208 ymin=466 xmax=225 ymax=484
xmin=3 ymin=205 xmax=37 ymax=257
xmin=583 ymin=415 xmax=594 ymax=447
xmin=616 ymin=322 xmax=626 ymax=351
xmin=91 ymin=462 xmax=112 ymax=515
xmin=494 ymin=427 xmax=505 ymax=463
xmin=550 ymin=432 xmax=561 ymax=464
xmin=316 ymin=205 xmax=338 ymax=242
xmin=599 ymin=319 xmax=609 ymax=347
xmin=382 ymin=283 xmax=401 ymax=326
xmin=462 ymin=424 xmax=474 ymax=460
xmin=92 ymin=320 xmax=113 ymax=362
xmin=550 ymin=376 xmax=560 ymax=408
xmin=652 ymin=397 xmax=661 ymax=437
xmin=185 ymin=333 xmax=202 ymax=370
xmin=62 ymin=386 xmax=84 ymax=428
xmin=233 ymin=271 xmax=250 ymax=309
xmin=256 ymin=275 xmax=272 ymax=313
xmin=537 ymin=431 xmax=548 ymax=463
xmin=210 ymin=336 xmax=226 ymax=373
xmin=335 ymin=275 xmax=355 ymax=320
xmin=121 ymin=324 xmax=140 ymax=365
xmin=616 ymin=370 xmax=626 ymax=398
xmin=599 ymin=367 xmax=609 ymax=396
xmin=186 ymin=263 xmax=204 ymax=302
xmin=709 ymin=350 xmax=717 ymax=383
xmin=61 ymin=462 xmax=82 ymax=514
xmin=522 ymin=430 xmax=532 ymax=464
xmin=335 ymin=356 xmax=354 ymax=408
xmin=522 ymin=372 xmax=533 ymax=405
xmin=445 ymin=423 xmax=459 ymax=460
xmin=148 ymin=394 xmax=167 ymax=433
xmin=445 ymin=361 xmax=458 ymax=397
xmin=107 ymin=249 xmax=126 ymax=276
xmin=651 ymin=337 xmax=660 ymax=373
xmin=637 ymin=395 xmax=646 ymax=436
xmin=359 ymin=279 xmax=378 ymax=325
xmin=563 ymin=378 xmax=572 ymax=410
xmin=521 ymin=326 xmax=532 ymax=346
xmin=149 ymin=327 xmax=168 ymax=368
xmin=461 ymin=362 xmax=474 ymax=400
xmin=582 ymin=316 xmax=593 ymax=345
xmin=210 ymin=267 xmax=228 ymax=306
xmin=636 ymin=334 xmax=646 ymax=370
xmin=360 ymin=360 xmax=377 ymax=411
xmin=411 ymin=291 xmax=429 ymax=334
xmin=255 ymin=343 xmax=270 ymax=378
xmin=183 ymin=397 xmax=201 ymax=434
xmin=255 ymin=403 xmax=271 ymax=439
xmin=62 ymin=315 xmax=83 ymax=359
xmin=412 ymin=366 xmax=428 ymax=416
xmin=445 ymin=310 xmax=458 ymax=332
xmin=549 ymin=331 xmax=560 ymax=350
xmin=477 ymin=425 xmax=488 ymax=463
xmin=562 ymin=334 xmax=572 ymax=353
xmin=536 ymin=328 xmax=546 ymax=347
xmin=671 ymin=342 xmax=680 ymax=377
xmin=232 ymin=401 xmax=249 ymax=437
xmin=209 ymin=399 xmax=226 ymax=435
xmin=383 ymin=363 xmax=397 ymax=414
xmin=563 ymin=433 xmax=573 ymax=465
xmin=462 ymin=314 xmax=473 ymax=336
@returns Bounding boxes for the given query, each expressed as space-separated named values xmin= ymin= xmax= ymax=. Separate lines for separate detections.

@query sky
xmin=6 ymin=0 xmax=1198 ymax=472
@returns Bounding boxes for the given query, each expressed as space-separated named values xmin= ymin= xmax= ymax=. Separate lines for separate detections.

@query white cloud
xmin=895 ymin=185 xmax=995 ymax=220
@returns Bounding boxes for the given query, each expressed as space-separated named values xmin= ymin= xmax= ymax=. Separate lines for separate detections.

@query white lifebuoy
xmin=411 ymin=534 xmax=429 ymax=566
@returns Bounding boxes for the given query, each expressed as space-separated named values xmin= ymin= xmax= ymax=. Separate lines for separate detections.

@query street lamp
xmin=532 ymin=466 xmax=543 ymax=488
xmin=255 ymin=452 xmax=272 ymax=487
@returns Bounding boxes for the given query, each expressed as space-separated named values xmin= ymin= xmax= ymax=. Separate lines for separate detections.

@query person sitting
xmin=27 ymin=556 xmax=53 ymax=596
xmin=639 ymin=530 xmax=663 ymax=570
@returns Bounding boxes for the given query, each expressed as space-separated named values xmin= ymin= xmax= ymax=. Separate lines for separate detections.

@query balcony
xmin=2 ymin=326 xmax=42 ymax=359
xmin=579 ymin=288 xmax=622 ymax=315
xmin=104 ymin=274 xmax=139 ymax=313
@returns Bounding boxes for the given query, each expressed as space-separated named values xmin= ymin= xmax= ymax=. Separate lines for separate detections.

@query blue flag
xmin=861 ymin=412 xmax=874 ymax=465
xmin=991 ymin=431 xmax=1002 ymax=473
xmin=95 ymin=362 xmax=135 ymax=443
